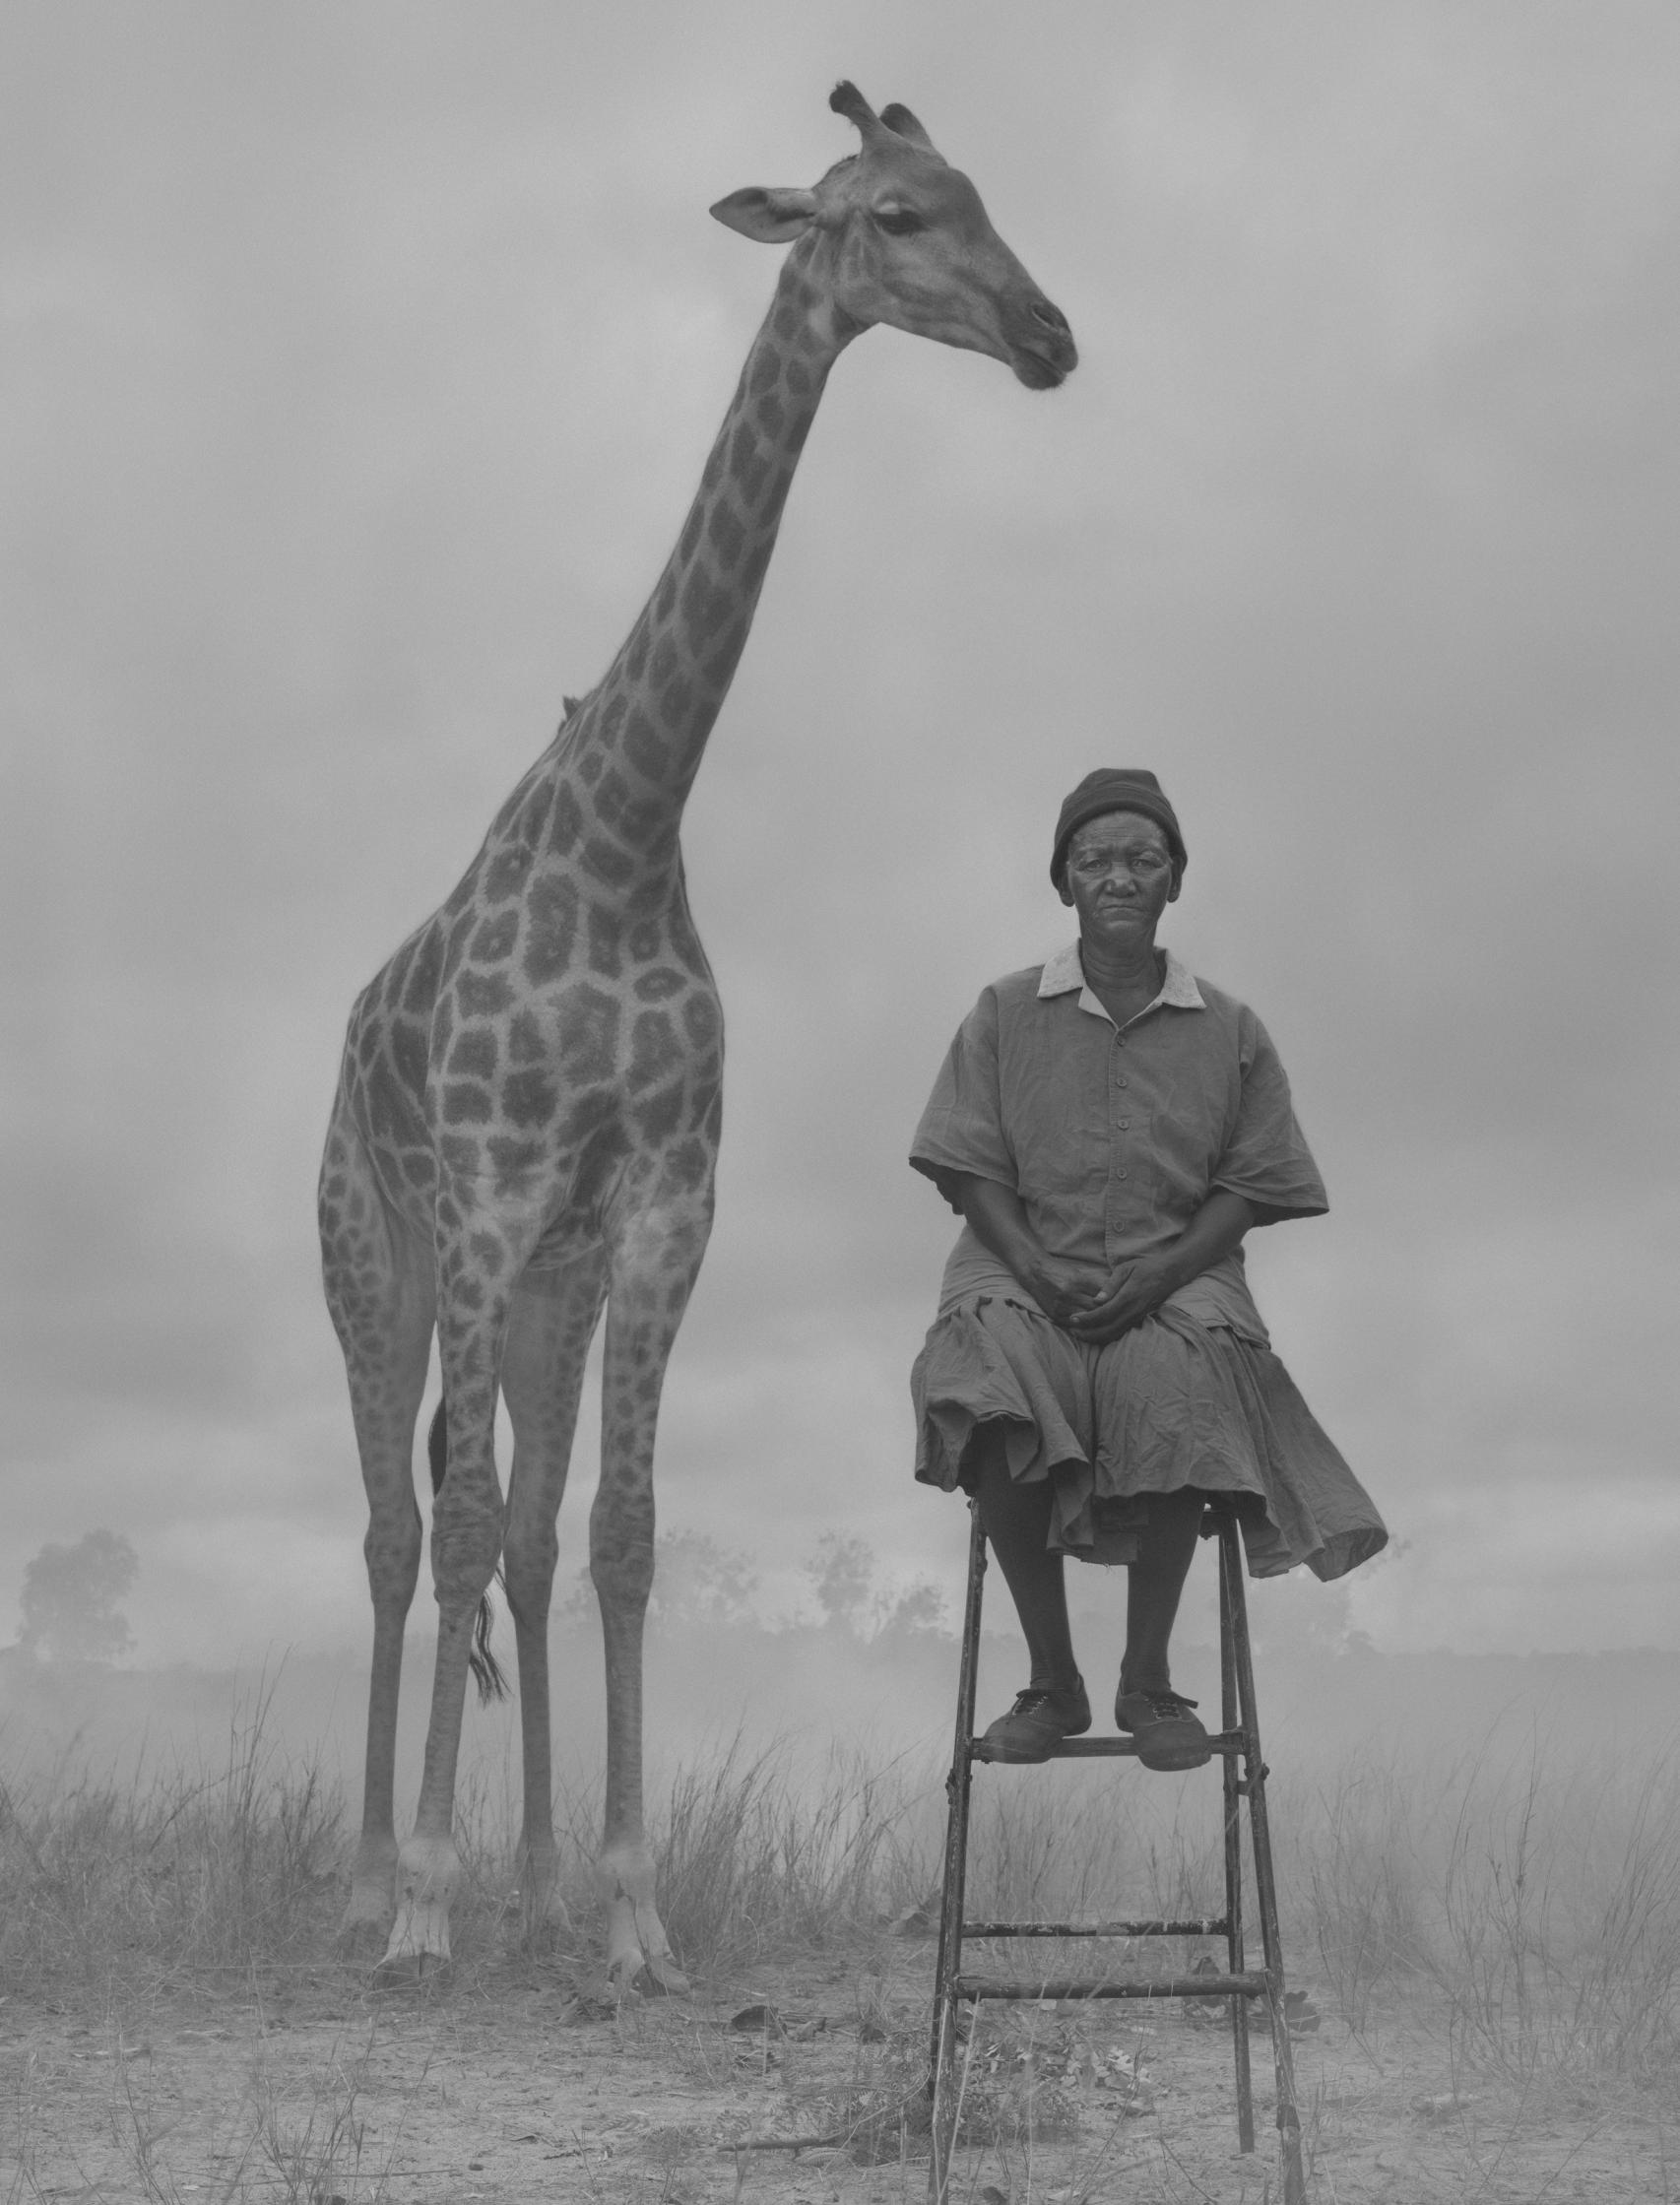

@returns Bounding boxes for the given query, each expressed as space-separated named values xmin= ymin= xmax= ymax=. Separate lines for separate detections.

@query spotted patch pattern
xmin=318 ymin=124 xmax=1075 ymax=1979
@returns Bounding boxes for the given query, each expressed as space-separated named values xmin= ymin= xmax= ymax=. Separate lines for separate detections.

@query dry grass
xmin=0 ymin=1672 xmax=341 ymax=2001
xmin=1268 ymin=1737 xmax=1680 ymax=2092
xmin=6 ymin=1698 xmax=1679 ymax=2071
xmin=1428 ymin=1744 xmax=1680 ymax=2088
xmin=3 ymin=1695 xmax=1678 ymax=2199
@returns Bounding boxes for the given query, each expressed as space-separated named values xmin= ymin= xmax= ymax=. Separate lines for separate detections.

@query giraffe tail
xmin=427 ymin=1396 xmax=511 ymax=1707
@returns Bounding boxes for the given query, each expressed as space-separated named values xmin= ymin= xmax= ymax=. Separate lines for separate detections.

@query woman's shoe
xmin=980 ymin=1677 xmax=1092 ymax=1763
xmin=1115 ymin=1686 xmax=1211 ymax=1771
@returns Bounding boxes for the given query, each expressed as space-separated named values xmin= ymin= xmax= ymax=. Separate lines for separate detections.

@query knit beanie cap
xmin=1050 ymin=769 xmax=1187 ymax=888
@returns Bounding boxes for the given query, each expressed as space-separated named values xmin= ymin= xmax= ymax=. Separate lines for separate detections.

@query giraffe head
xmin=710 ymin=82 xmax=1077 ymax=391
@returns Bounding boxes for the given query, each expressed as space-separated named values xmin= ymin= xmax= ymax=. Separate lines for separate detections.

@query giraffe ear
xmin=709 ymin=186 xmax=818 ymax=243
xmin=880 ymin=103 xmax=939 ymax=155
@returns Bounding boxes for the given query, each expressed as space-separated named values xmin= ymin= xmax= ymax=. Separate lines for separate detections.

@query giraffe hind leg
xmin=381 ymin=1207 xmax=539 ymax=1978
xmin=319 ymin=1119 xmax=435 ymax=1954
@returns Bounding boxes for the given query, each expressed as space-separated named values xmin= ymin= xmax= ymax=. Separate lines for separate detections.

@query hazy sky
xmin=4 ymin=2 xmax=1676 ymax=1667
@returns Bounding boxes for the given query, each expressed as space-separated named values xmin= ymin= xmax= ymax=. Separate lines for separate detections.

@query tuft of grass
xmin=544 ymin=1736 xmax=931 ymax=1975
xmin=1270 ymin=1734 xmax=1680 ymax=2088
xmin=657 ymin=1740 xmax=926 ymax=1966
xmin=1429 ymin=1742 xmax=1680 ymax=2087
xmin=1292 ymin=1754 xmax=1429 ymax=2032
xmin=0 ymin=1672 xmax=341 ymax=2001
xmin=245 ymin=2033 xmax=389 ymax=2204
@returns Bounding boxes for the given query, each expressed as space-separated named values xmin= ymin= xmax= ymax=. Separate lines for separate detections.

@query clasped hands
xmin=1025 ymin=1250 xmax=1179 ymax=1344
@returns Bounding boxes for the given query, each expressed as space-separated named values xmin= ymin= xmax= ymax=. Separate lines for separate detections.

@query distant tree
xmin=17 ymin=1530 xmax=138 ymax=1663
xmin=804 ymin=1530 xmax=875 ymax=1635
xmin=646 ymin=1528 xmax=759 ymax=1630
xmin=803 ymin=1532 xmax=946 ymax=1641
xmin=554 ymin=1527 xmax=948 ymax=1644
xmin=873 ymin=1578 xmax=946 ymax=1639
xmin=555 ymin=1526 xmax=760 ymax=1632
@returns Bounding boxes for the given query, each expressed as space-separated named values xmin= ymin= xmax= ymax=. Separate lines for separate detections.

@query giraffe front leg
xmin=340 ymin=1608 xmax=413 ymax=1953
xmin=592 ymin=1572 xmax=688 ymax=1997
xmin=591 ymin=1205 xmax=709 ymax=1995
xmin=378 ymin=1605 xmax=485 ymax=1979
xmin=593 ymin=1457 xmax=687 ymax=1994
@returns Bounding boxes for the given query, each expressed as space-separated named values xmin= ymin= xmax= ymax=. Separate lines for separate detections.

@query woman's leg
xmin=1114 ymin=1487 xmax=1212 ymax=1770
xmin=972 ymin=1429 xmax=1080 ymax=1694
xmin=1120 ymin=1486 xmax=1206 ymax=1697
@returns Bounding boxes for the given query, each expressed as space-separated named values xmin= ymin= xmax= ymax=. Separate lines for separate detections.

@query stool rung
xmin=964 ymin=1915 xmax=1228 ymax=1940
xmin=972 ymin=1730 xmax=1246 ymax=1763
xmin=953 ymin=1972 xmax=1269 ymax=2003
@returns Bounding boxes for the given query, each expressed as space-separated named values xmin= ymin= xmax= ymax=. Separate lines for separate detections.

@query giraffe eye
xmin=872 ymin=206 xmax=925 ymax=235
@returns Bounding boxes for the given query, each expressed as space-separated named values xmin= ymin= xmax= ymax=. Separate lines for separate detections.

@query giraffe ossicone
xmin=319 ymin=82 xmax=1076 ymax=1991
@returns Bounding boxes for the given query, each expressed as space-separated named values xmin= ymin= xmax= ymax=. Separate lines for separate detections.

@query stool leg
xmin=1223 ymin=1515 xmax=1307 ymax=2205
xmin=929 ymin=1499 xmax=987 ymax=2204
xmin=1217 ymin=1513 xmax=1256 ymax=2152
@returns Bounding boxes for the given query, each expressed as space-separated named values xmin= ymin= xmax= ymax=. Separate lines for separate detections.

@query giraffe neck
xmin=556 ymin=237 xmax=852 ymax=883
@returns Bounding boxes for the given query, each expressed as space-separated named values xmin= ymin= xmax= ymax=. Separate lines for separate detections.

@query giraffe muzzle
xmin=1011 ymin=298 xmax=1077 ymax=389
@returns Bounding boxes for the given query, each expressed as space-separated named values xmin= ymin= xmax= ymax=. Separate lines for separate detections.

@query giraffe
xmin=318 ymin=81 xmax=1076 ymax=1990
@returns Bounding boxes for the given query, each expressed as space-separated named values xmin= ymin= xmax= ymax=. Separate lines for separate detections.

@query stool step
xmin=972 ymin=1730 xmax=1246 ymax=1763
xmin=964 ymin=1915 xmax=1230 ymax=1940
xmin=953 ymin=1972 xmax=1270 ymax=2003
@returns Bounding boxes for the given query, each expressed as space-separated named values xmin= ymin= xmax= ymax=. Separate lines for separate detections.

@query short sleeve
xmin=1209 ymin=1012 xmax=1328 ymax=1223
xmin=909 ymin=988 xmax=1018 ymax=1215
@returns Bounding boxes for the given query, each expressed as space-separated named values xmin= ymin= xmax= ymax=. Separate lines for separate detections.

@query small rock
xmin=1410 ymin=2091 xmax=1477 ymax=2120
xmin=890 ymin=1889 xmax=943 ymax=1937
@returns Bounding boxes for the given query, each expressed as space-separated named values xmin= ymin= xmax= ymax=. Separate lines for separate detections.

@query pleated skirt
xmin=911 ymin=1294 xmax=1387 ymax=1580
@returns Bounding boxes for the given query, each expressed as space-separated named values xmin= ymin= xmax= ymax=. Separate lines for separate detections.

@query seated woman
xmin=910 ymin=769 xmax=1387 ymax=1769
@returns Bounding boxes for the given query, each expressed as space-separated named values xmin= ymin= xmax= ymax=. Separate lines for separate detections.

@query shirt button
xmin=1118 ymin=1076 xmax=1129 ymax=1087
xmin=1117 ymin=1169 xmax=1129 ymax=1179
xmin=1119 ymin=1119 xmax=1131 ymax=1129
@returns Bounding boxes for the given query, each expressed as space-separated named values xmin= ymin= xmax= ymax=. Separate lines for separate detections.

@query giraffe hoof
xmin=636 ymin=1954 xmax=689 ymax=1997
xmin=605 ymin=1951 xmax=646 ymax=1999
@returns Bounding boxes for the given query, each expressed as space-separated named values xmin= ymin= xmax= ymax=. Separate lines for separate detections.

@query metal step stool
xmin=927 ymin=1495 xmax=1305 ymax=2205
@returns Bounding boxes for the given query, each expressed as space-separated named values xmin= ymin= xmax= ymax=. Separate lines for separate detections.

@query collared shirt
xmin=910 ymin=943 xmax=1328 ymax=1342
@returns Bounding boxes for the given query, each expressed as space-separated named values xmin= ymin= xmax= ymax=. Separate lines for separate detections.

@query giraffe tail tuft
xmin=427 ymin=1397 xmax=511 ymax=1707
xmin=470 ymin=1591 xmax=509 ymax=1707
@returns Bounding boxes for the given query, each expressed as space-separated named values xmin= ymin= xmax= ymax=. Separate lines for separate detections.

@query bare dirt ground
xmin=7 ymin=1940 xmax=1675 ymax=2204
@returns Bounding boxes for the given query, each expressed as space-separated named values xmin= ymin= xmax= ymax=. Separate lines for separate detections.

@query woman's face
xmin=1058 ymin=811 xmax=1180 ymax=944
